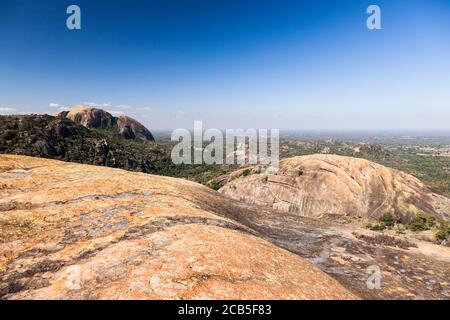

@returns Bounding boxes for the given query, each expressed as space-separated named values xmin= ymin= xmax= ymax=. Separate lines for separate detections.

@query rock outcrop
xmin=58 ymin=106 xmax=155 ymax=141
xmin=117 ymin=116 xmax=154 ymax=141
xmin=1 ymin=155 xmax=449 ymax=300
xmin=0 ymin=155 xmax=356 ymax=300
xmin=218 ymin=154 xmax=450 ymax=222
xmin=0 ymin=114 xmax=164 ymax=172
xmin=64 ymin=107 xmax=116 ymax=129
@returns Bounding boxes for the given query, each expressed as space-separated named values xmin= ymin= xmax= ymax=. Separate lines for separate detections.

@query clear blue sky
xmin=0 ymin=0 xmax=449 ymax=130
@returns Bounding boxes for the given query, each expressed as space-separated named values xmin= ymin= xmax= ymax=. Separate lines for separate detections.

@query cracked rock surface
xmin=0 ymin=155 xmax=356 ymax=300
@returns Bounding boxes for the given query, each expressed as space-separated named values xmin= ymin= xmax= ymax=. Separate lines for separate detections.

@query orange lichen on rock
xmin=0 ymin=155 xmax=357 ymax=300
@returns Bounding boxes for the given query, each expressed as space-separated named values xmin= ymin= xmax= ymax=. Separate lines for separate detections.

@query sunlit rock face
xmin=63 ymin=106 xmax=116 ymax=129
xmin=59 ymin=106 xmax=155 ymax=141
xmin=0 ymin=155 xmax=356 ymax=300
xmin=219 ymin=154 xmax=450 ymax=222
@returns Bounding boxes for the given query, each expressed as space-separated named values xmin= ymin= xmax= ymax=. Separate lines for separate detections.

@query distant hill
xmin=217 ymin=154 xmax=450 ymax=223
xmin=0 ymin=108 xmax=234 ymax=183
xmin=58 ymin=106 xmax=155 ymax=141
xmin=0 ymin=111 xmax=164 ymax=173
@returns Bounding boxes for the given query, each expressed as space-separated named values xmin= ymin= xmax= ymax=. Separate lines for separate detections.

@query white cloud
xmin=0 ymin=107 xmax=17 ymax=115
xmin=76 ymin=102 xmax=151 ymax=113
xmin=82 ymin=102 xmax=112 ymax=108
xmin=49 ymin=102 xmax=63 ymax=108
xmin=107 ymin=110 xmax=125 ymax=116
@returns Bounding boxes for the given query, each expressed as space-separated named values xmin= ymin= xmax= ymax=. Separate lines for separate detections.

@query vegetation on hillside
xmin=0 ymin=114 xmax=165 ymax=172
xmin=1 ymin=115 xmax=450 ymax=199
xmin=0 ymin=115 xmax=234 ymax=184
xmin=366 ymin=212 xmax=449 ymax=244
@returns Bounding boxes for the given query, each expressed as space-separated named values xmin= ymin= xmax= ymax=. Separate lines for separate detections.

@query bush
xmin=435 ymin=223 xmax=450 ymax=243
xmin=426 ymin=216 xmax=436 ymax=227
xmin=379 ymin=213 xmax=395 ymax=228
xmin=242 ymin=169 xmax=251 ymax=177
xmin=409 ymin=213 xmax=432 ymax=232
xmin=368 ymin=213 xmax=396 ymax=232
xmin=210 ymin=182 xmax=222 ymax=191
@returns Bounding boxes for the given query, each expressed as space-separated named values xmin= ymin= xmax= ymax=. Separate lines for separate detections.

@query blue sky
xmin=0 ymin=0 xmax=449 ymax=130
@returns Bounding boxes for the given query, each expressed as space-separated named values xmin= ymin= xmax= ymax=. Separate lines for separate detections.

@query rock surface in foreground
xmin=219 ymin=154 xmax=450 ymax=221
xmin=0 ymin=155 xmax=356 ymax=300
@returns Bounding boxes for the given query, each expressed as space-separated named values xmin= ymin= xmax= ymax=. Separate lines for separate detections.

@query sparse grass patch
xmin=368 ymin=213 xmax=397 ymax=231
xmin=408 ymin=213 xmax=433 ymax=232
xmin=369 ymin=222 xmax=387 ymax=231
xmin=394 ymin=224 xmax=406 ymax=235
xmin=435 ymin=222 xmax=450 ymax=243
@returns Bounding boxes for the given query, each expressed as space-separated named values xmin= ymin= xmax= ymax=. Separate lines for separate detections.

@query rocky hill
xmin=0 ymin=155 xmax=356 ymax=300
xmin=217 ymin=154 xmax=450 ymax=222
xmin=0 ymin=110 xmax=237 ymax=185
xmin=59 ymin=106 xmax=155 ymax=141
xmin=0 ymin=113 xmax=165 ymax=173
xmin=117 ymin=115 xmax=155 ymax=141
xmin=62 ymin=107 xmax=116 ymax=130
